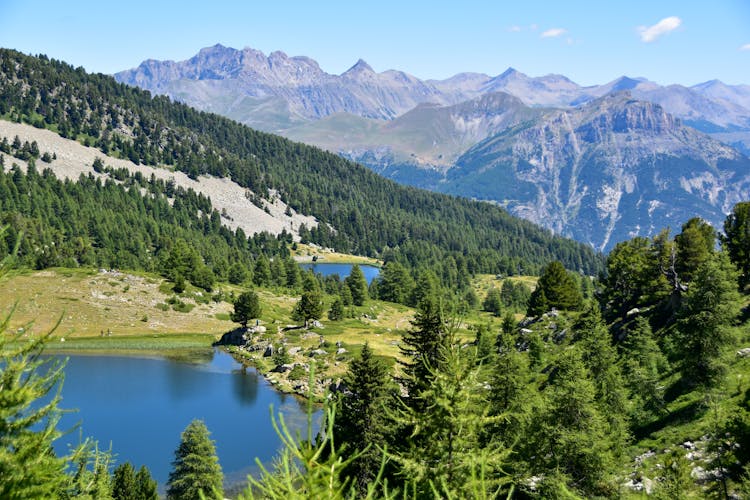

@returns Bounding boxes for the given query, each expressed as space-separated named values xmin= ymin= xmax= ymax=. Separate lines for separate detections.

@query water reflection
xmin=231 ymin=365 xmax=259 ymax=406
xmin=49 ymin=349 xmax=316 ymax=489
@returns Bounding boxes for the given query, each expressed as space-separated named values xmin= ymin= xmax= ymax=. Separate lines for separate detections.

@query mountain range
xmin=115 ymin=44 xmax=750 ymax=250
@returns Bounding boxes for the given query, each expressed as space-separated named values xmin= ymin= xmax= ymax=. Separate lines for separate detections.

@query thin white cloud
xmin=741 ymin=43 xmax=750 ymax=51
xmin=541 ymin=28 xmax=567 ymax=38
xmin=508 ymin=25 xmax=522 ymax=32
xmin=637 ymin=16 xmax=682 ymax=43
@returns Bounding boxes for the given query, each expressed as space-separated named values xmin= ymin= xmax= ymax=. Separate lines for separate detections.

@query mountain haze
xmin=115 ymin=45 xmax=750 ymax=250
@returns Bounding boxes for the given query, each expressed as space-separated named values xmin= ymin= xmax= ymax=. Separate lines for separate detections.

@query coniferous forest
xmin=1 ymin=49 xmax=750 ymax=499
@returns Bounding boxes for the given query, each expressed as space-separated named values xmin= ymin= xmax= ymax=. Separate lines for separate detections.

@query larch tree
xmin=166 ymin=419 xmax=223 ymax=500
xmin=333 ymin=342 xmax=390 ymax=495
xmin=344 ymin=264 xmax=368 ymax=306
xmin=677 ymin=252 xmax=742 ymax=387
xmin=723 ymin=201 xmax=750 ymax=289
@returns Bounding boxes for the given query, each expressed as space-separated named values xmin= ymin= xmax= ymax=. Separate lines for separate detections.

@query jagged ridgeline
xmin=0 ymin=49 xmax=602 ymax=280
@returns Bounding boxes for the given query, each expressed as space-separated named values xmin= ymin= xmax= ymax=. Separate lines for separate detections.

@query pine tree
xmin=621 ymin=316 xmax=668 ymax=419
xmin=227 ymin=262 xmax=248 ymax=285
xmin=231 ymin=290 xmax=262 ymax=328
xmin=398 ymin=296 xmax=448 ymax=404
xmin=345 ymin=264 xmax=368 ymax=306
xmin=112 ymin=462 xmax=137 ymax=500
xmin=166 ymin=420 xmax=223 ymax=500
xmin=527 ymin=261 xmax=582 ymax=316
xmin=378 ymin=261 xmax=414 ymax=305
xmin=291 ymin=290 xmax=324 ymax=328
xmin=135 ymin=465 xmax=158 ymax=500
xmin=252 ymin=255 xmax=271 ymax=287
xmin=328 ymin=296 xmax=344 ymax=321
xmin=675 ymin=217 xmax=716 ymax=284
xmin=488 ymin=330 xmax=533 ymax=448
xmin=574 ymin=304 xmax=629 ymax=455
xmin=532 ymin=347 xmax=615 ymax=495
xmin=334 ymin=343 xmax=390 ymax=495
xmin=482 ymin=288 xmax=503 ymax=316
xmin=677 ymin=252 xmax=742 ymax=387
xmin=723 ymin=201 xmax=750 ymax=289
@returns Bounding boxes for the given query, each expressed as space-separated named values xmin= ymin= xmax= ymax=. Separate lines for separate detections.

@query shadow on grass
xmin=632 ymin=399 xmax=704 ymax=441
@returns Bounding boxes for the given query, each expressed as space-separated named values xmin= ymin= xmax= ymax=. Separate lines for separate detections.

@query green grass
xmin=43 ymin=333 xmax=217 ymax=353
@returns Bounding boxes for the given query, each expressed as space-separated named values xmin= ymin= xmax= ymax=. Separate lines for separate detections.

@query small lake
xmin=48 ymin=350 xmax=313 ymax=492
xmin=299 ymin=262 xmax=380 ymax=284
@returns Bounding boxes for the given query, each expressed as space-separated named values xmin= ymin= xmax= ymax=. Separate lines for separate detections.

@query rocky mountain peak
xmin=343 ymin=59 xmax=375 ymax=77
xmin=497 ymin=67 xmax=522 ymax=79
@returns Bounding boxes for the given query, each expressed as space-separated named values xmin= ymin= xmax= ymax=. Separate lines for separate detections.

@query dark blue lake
xmin=299 ymin=262 xmax=380 ymax=284
xmin=49 ymin=350 xmax=312 ymax=491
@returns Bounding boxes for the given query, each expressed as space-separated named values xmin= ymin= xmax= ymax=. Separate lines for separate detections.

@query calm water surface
xmin=50 ymin=349 xmax=313 ymax=490
xmin=299 ymin=262 xmax=380 ymax=284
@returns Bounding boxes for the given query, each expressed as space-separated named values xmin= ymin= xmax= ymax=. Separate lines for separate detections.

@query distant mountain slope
xmin=115 ymin=44 xmax=453 ymax=131
xmin=445 ymin=93 xmax=750 ymax=250
xmin=284 ymin=92 xmax=540 ymax=178
xmin=115 ymin=45 xmax=750 ymax=251
xmin=115 ymin=44 xmax=750 ymax=152
xmin=1 ymin=48 xmax=602 ymax=278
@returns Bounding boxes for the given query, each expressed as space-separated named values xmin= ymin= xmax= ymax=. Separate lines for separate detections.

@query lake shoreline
xmin=39 ymin=333 xmax=317 ymax=400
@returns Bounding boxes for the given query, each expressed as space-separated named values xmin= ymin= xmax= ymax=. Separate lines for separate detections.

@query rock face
xmin=116 ymin=45 xmax=750 ymax=250
xmin=447 ymin=93 xmax=750 ymax=250
xmin=115 ymin=44 xmax=451 ymax=130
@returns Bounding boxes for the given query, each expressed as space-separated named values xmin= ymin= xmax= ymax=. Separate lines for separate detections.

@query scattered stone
xmin=626 ymin=307 xmax=640 ymax=316
xmin=691 ymin=466 xmax=707 ymax=481
xmin=213 ymin=327 xmax=250 ymax=346
xmin=336 ymin=340 xmax=343 ymax=348
xmin=271 ymin=363 xmax=294 ymax=373
xmin=288 ymin=346 xmax=302 ymax=355
xmin=635 ymin=450 xmax=656 ymax=465
xmin=682 ymin=441 xmax=695 ymax=450
xmin=336 ymin=348 xmax=347 ymax=355
xmin=310 ymin=349 xmax=328 ymax=356
xmin=623 ymin=477 xmax=652 ymax=494
xmin=311 ymin=320 xmax=324 ymax=328
xmin=519 ymin=317 xmax=536 ymax=327
xmin=520 ymin=328 xmax=533 ymax=334
xmin=737 ymin=347 xmax=750 ymax=357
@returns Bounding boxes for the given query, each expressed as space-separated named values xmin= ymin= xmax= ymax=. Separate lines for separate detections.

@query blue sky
xmin=0 ymin=1 xmax=748 ymax=86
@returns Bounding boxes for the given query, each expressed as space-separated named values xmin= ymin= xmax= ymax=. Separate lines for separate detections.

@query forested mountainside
xmin=0 ymin=49 xmax=602 ymax=285
xmin=115 ymin=45 xmax=750 ymax=252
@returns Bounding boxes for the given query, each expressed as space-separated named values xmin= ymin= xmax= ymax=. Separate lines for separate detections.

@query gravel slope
xmin=0 ymin=119 xmax=318 ymax=239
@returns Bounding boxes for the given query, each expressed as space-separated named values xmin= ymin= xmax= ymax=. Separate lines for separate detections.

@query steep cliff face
xmin=448 ymin=94 xmax=750 ymax=250
xmin=116 ymin=44 xmax=450 ymax=128
xmin=116 ymin=45 xmax=750 ymax=250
